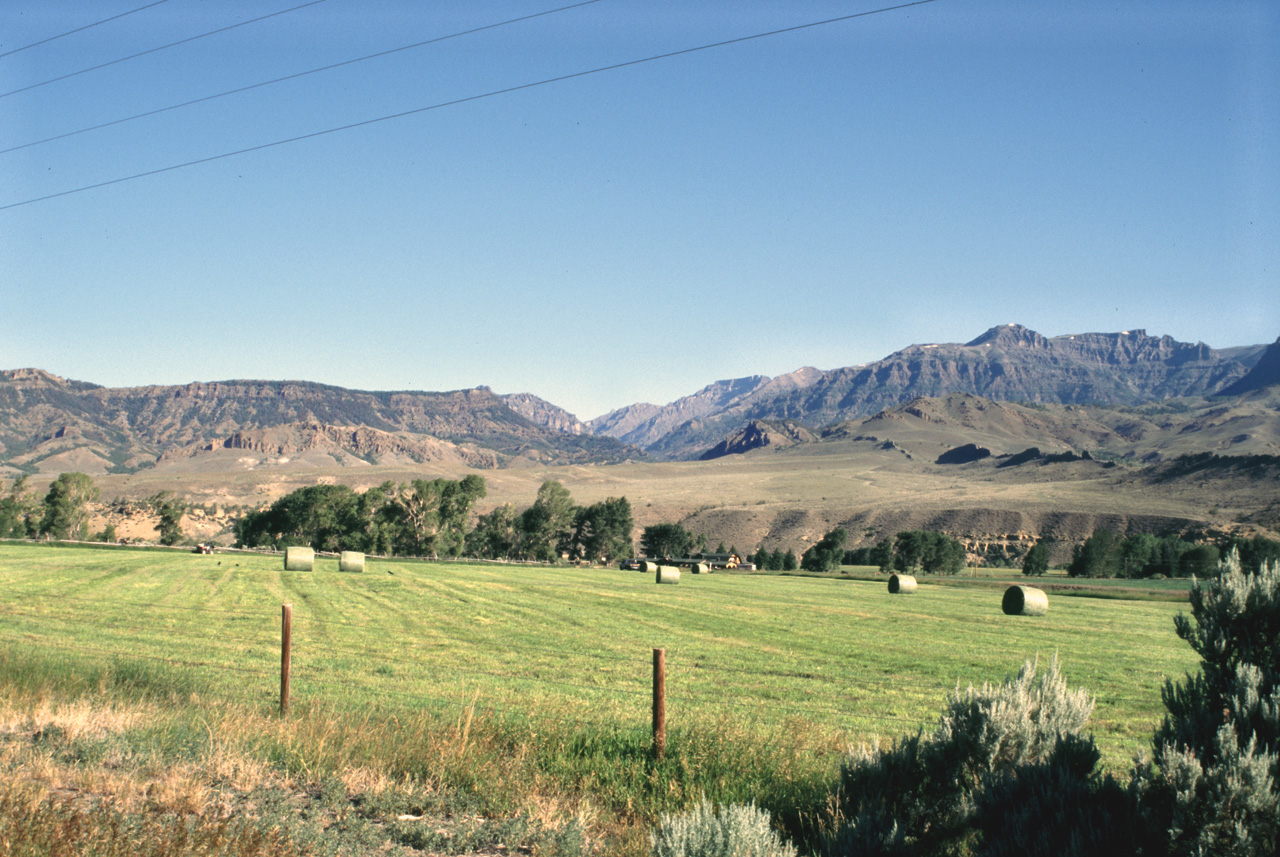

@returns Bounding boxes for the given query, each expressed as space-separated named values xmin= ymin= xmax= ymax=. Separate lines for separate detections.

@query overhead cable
xmin=0 ymin=0 xmax=175 ymax=61
xmin=0 ymin=0 xmax=939 ymax=212
xmin=1 ymin=0 xmax=607 ymax=156
xmin=0 ymin=0 xmax=331 ymax=100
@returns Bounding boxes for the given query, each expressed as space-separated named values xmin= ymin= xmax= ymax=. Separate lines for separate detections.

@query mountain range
xmin=1 ymin=324 xmax=1276 ymax=479
xmin=589 ymin=325 xmax=1274 ymax=459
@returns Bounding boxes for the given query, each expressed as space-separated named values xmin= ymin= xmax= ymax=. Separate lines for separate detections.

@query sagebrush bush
xmin=973 ymin=733 xmax=1140 ymax=857
xmin=825 ymin=654 xmax=1098 ymax=856
xmin=820 ymin=550 xmax=1280 ymax=856
xmin=650 ymin=796 xmax=798 ymax=857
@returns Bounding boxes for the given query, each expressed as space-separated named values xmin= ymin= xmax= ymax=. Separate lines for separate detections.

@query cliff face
xmin=502 ymin=393 xmax=588 ymax=435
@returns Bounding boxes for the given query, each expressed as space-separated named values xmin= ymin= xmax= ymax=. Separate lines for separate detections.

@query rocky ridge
xmin=603 ymin=325 xmax=1268 ymax=459
xmin=0 ymin=373 xmax=631 ymax=475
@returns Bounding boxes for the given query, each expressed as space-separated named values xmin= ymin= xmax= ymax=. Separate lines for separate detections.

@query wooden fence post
xmin=280 ymin=603 xmax=292 ymax=715
xmin=652 ymin=647 xmax=666 ymax=761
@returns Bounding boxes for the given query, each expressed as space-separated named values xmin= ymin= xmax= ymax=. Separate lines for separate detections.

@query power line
xmin=0 ymin=0 xmax=175 ymax=61
xmin=1 ymin=0 xmax=609 ymax=156
xmin=0 ymin=0 xmax=332 ymax=100
xmin=0 ymin=0 xmax=940 ymax=212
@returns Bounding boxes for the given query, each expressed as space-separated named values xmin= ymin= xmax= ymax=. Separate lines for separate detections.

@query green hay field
xmin=0 ymin=543 xmax=1198 ymax=773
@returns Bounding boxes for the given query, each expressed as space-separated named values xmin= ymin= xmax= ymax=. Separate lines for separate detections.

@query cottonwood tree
xmin=233 ymin=476 xmax=485 ymax=556
xmin=569 ymin=496 xmax=633 ymax=563
xmin=39 ymin=472 xmax=98 ymax=540
xmin=0 ymin=476 xmax=39 ymax=538
xmin=520 ymin=480 xmax=576 ymax=562
xmin=149 ymin=492 xmax=187 ymax=546
xmin=892 ymin=530 xmax=965 ymax=574
xmin=1022 ymin=539 xmax=1052 ymax=576
xmin=802 ymin=528 xmax=848 ymax=572
xmin=467 ymin=503 xmax=524 ymax=560
xmin=641 ymin=523 xmax=694 ymax=560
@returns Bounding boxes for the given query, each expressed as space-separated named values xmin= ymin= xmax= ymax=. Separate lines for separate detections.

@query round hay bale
xmin=692 ymin=563 xmax=710 ymax=574
xmin=338 ymin=551 xmax=365 ymax=572
xmin=1002 ymin=585 xmax=1049 ymax=616
xmin=888 ymin=573 xmax=917 ymax=594
xmin=641 ymin=561 xmax=659 ymax=573
xmin=656 ymin=565 xmax=680 ymax=585
xmin=283 ymin=546 xmax=315 ymax=572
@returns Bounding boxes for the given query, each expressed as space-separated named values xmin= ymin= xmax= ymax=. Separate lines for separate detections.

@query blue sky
xmin=2 ymin=1 xmax=1276 ymax=420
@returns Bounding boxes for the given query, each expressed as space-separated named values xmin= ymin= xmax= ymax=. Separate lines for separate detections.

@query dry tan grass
xmin=0 ymin=693 xmax=286 ymax=819
xmin=0 ymin=695 xmax=152 ymax=742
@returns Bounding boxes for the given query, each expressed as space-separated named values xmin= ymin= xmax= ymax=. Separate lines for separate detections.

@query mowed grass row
xmin=0 ymin=543 xmax=1198 ymax=773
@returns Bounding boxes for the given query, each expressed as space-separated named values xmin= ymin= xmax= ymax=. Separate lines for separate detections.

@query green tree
xmin=782 ymin=549 xmax=798 ymax=571
xmin=1139 ymin=551 xmax=1280 ymax=855
xmin=893 ymin=530 xmax=926 ymax=573
xmin=357 ymin=480 xmax=400 ymax=555
xmin=0 ymin=476 xmax=40 ymax=538
xmin=1216 ymin=534 xmax=1280 ymax=573
xmin=39 ymin=472 xmax=99 ymax=540
xmin=396 ymin=479 xmax=445 ymax=555
xmin=801 ymin=527 xmax=848 ymax=572
xmin=520 ymin=480 xmax=576 ymax=562
xmin=1119 ymin=532 xmax=1161 ymax=578
xmin=1068 ymin=529 xmax=1121 ymax=578
xmin=435 ymin=474 xmax=487 ymax=557
xmin=920 ymin=531 xmax=965 ymax=574
xmin=467 ymin=503 xmax=523 ymax=560
xmin=891 ymin=531 xmax=964 ymax=574
xmin=1179 ymin=543 xmax=1220 ymax=578
xmin=1022 ymin=539 xmax=1052 ymax=576
xmin=570 ymin=496 xmax=633 ymax=563
xmin=236 ymin=484 xmax=367 ymax=552
xmin=640 ymin=523 xmax=694 ymax=560
xmin=149 ymin=492 xmax=187 ymax=546
xmin=871 ymin=537 xmax=894 ymax=573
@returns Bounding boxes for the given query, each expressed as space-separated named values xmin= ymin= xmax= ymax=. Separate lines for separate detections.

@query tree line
xmin=837 ymin=529 xmax=966 ymax=574
xmin=235 ymin=477 xmax=636 ymax=564
xmin=1058 ymin=528 xmax=1280 ymax=578
xmin=1 ymin=473 xmax=189 ymax=546
xmin=13 ymin=472 xmax=1276 ymax=580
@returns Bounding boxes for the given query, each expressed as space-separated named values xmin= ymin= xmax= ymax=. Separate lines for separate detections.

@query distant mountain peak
xmin=965 ymin=324 xmax=1049 ymax=348
xmin=3 ymin=368 xmax=68 ymax=386
xmin=699 ymin=419 xmax=816 ymax=460
xmin=502 ymin=392 xmax=587 ymax=435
